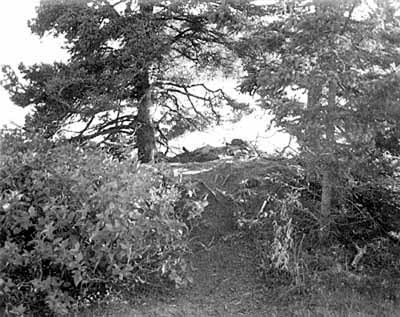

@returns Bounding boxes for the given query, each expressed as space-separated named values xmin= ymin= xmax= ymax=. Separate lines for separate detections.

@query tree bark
xmin=135 ymin=1 xmax=156 ymax=163
xmin=307 ymin=77 xmax=322 ymax=151
xmin=136 ymin=85 xmax=156 ymax=163
xmin=306 ymin=74 xmax=335 ymax=235
xmin=320 ymin=78 xmax=337 ymax=230
xmin=320 ymin=169 xmax=333 ymax=218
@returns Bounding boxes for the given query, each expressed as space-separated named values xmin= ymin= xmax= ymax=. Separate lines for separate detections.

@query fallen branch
xmin=351 ymin=243 xmax=367 ymax=268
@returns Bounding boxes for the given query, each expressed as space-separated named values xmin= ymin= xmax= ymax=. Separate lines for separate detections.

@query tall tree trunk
xmin=320 ymin=78 xmax=337 ymax=230
xmin=307 ymin=77 xmax=322 ymax=151
xmin=136 ymin=83 xmax=156 ymax=163
xmin=320 ymin=169 xmax=333 ymax=218
xmin=135 ymin=1 xmax=156 ymax=163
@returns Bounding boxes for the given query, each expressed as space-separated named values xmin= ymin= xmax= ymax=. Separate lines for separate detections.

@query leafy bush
xmin=0 ymin=132 xmax=203 ymax=316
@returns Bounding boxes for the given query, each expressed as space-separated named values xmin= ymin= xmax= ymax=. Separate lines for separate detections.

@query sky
xmin=0 ymin=0 xmax=68 ymax=128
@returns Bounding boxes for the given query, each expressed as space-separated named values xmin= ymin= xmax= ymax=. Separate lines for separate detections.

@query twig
xmin=222 ymin=174 xmax=232 ymax=186
xmin=197 ymin=180 xmax=218 ymax=200
xmin=351 ymin=243 xmax=367 ymax=268
xmin=197 ymin=236 xmax=215 ymax=251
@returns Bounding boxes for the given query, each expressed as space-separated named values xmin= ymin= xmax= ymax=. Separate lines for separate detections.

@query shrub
xmin=0 ymin=132 xmax=203 ymax=316
xmin=334 ymin=183 xmax=400 ymax=244
xmin=234 ymin=157 xmax=400 ymax=289
xmin=232 ymin=164 xmax=311 ymax=285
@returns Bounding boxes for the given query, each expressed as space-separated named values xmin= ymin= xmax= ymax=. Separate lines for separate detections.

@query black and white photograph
xmin=1 ymin=0 xmax=400 ymax=316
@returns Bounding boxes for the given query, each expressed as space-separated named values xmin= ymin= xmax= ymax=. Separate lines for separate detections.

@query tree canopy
xmin=237 ymin=0 xmax=400 ymax=225
xmin=2 ymin=0 xmax=262 ymax=161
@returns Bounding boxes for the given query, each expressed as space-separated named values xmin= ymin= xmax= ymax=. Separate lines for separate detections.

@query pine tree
xmin=2 ymin=0 xmax=261 ymax=162
xmin=238 ymin=0 xmax=400 ymax=229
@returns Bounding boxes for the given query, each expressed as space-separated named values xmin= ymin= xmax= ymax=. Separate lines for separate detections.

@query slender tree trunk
xmin=135 ymin=1 xmax=156 ymax=163
xmin=320 ymin=78 xmax=337 ymax=230
xmin=307 ymin=78 xmax=322 ymax=151
xmin=320 ymin=169 xmax=333 ymax=218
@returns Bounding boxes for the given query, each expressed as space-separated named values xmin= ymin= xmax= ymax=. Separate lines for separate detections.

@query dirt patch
xmin=135 ymin=160 xmax=272 ymax=316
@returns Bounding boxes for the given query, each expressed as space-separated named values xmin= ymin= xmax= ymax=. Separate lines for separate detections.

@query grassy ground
xmin=79 ymin=158 xmax=400 ymax=317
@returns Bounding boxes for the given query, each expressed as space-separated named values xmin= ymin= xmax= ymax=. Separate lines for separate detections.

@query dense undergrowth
xmin=0 ymin=131 xmax=205 ymax=316
xmin=1 ymin=129 xmax=400 ymax=316
xmin=233 ymin=158 xmax=400 ymax=301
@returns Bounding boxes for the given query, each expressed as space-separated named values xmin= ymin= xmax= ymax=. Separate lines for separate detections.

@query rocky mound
xmin=167 ymin=139 xmax=259 ymax=163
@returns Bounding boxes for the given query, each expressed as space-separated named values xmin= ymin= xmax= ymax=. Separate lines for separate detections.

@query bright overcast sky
xmin=0 ymin=0 xmax=68 ymax=128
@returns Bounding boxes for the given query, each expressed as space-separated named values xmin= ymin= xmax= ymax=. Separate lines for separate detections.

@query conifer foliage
xmin=237 ymin=0 xmax=400 ymax=225
xmin=2 ymin=0 xmax=261 ymax=162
